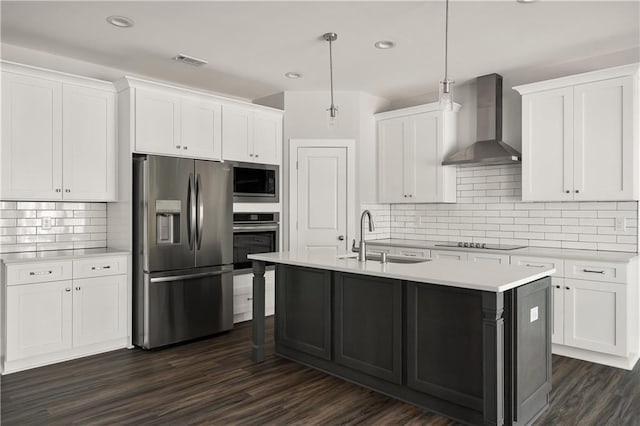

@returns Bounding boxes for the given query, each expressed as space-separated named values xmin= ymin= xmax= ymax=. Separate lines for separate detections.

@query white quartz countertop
xmin=368 ymin=239 xmax=638 ymax=262
xmin=0 ymin=248 xmax=130 ymax=264
xmin=248 ymin=249 xmax=555 ymax=293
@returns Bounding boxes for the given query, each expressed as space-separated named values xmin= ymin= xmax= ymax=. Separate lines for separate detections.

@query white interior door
xmin=295 ymin=146 xmax=348 ymax=252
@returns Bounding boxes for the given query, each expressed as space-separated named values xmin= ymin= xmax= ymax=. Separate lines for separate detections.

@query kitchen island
xmin=248 ymin=250 xmax=555 ymax=426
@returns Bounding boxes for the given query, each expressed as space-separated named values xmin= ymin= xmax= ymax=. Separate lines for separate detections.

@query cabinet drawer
xmin=431 ymin=249 xmax=468 ymax=262
xmin=565 ymin=260 xmax=626 ymax=283
xmin=73 ymin=256 xmax=127 ymax=279
xmin=6 ymin=261 xmax=72 ymax=286
xmin=468 ymin=253 xmax=510 ymax=265
xmin=511 ymin=256 xmax=564 ymax=277
xmin=396 ymin=247 xmax=430 ymax=259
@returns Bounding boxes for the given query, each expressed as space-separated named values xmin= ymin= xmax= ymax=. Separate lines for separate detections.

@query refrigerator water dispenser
xmin=156 ymin=200 xmax=181 ymax=244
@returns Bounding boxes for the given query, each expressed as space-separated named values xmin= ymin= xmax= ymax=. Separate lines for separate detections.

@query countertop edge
xmin=0 ymin=248 xmax=131 ymax=264
xmin=248 ymin=253 xmax=555 ymax=293
xmin=366 ymin=239 xmax=639 ymax=262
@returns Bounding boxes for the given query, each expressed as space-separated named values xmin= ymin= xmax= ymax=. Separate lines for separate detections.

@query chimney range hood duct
xmin=442 ymin=73 xmax=521 ymax=167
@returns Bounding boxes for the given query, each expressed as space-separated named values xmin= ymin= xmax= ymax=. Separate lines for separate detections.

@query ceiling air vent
xmin=172 ymin=54 xmax=208 ymax=67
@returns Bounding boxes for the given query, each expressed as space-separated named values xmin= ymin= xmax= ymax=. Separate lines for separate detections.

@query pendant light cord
xmin=444 ymin=0 xmax=449 ymax=83
xmin=329 ymin=37 xmax=335 ymax=108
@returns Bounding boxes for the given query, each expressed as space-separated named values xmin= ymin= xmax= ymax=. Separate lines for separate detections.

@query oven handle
xmin=233 ymin=225 xmax=279 ymax=231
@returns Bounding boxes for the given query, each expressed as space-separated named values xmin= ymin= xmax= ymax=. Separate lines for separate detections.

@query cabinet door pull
xmin=575 ymin=190 xmax=580 ymax=193
xmin=565 ymin=286 xmax=570 ymax=290
xmin=565 ymin=190 xmax=570 ymax=193
xmin=255 ymin=154 xmax=259 ymax=158
xmin=29 ymin=270 xmax=53 ymax=276
xmin=555 ymin=285 xmax=561 ymax=289
xmin=65 ymin=288 xmax=71 ymax=292
xmin=176 ymin=145 xmax=181 ymax=149
xmin=403 ymin=253 xmax=417 ymax=257
xmin=183 ymin=146 xmax=188 ymax=150
xmin=582 ymin=269 xmax=604 ymax=274
xmin=249 ymin=153 xmax=254 ymax=157
xmin=525 ymin=263 xmax=544 ymax=268
xmin=75 ymin=286 xmax=81 ymax=291
xmin=247 ymin=297 xmax=253 ymax=301
xmin=91 ymin=265 xmax=112 ymax=270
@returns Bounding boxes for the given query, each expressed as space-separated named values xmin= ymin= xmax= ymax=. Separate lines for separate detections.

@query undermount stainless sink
xmin=368 ymin=255 xmax=430 ymax=264
xmin=338 ymin=251 xmax=430 ymax=264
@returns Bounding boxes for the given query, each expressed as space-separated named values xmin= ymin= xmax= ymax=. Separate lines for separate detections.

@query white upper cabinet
xmin=134 ymin=88 xmax=181 ymax=156
xmin=63 ymin=84 xmax=116 ymax=201
xmin=376 ymin=103 xmax=458 ymax=203
xmin=180 ymin=96 xmax=222 ymax=160
xmin=573 ymin=77 xmax=634 ymax=200
xmin=118 ymin=77 xmax=281 ymax=164
xmin=520 ymin=87 xmax=574 ymax=201
xmin=1 ymin=62 xmax=117 ymax=201
xmin=252 ymin=111 xmax=281 ymax=165
xmin=222 ymin=106 xmax=282 ymax=165
xmin=222 ymin=105 xmax=253 ymax=162
xmin=515 ymin=64 xmax=639 ymax=201
xmin=1 ymin=72 xmax=63 ymax=200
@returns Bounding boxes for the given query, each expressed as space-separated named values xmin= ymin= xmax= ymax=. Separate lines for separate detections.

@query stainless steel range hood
xmin=442 ymin=73 xmax=521 ymax=167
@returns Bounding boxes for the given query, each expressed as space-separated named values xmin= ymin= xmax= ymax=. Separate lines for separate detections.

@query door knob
xmin=338 ymin=235 xmax=345 ymax=241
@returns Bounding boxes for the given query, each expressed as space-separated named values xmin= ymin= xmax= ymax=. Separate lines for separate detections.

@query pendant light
xmin=439 ymin=0 xmax=454 ymax=111
xmin=323 ymin=32 xmax=339 ymax=127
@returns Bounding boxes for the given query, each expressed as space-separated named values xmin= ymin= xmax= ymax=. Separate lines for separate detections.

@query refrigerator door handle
xmin=188 ymin=173 xmax=196 ymax=250
xmin=196 ymin=173 xmax=204 ymax=250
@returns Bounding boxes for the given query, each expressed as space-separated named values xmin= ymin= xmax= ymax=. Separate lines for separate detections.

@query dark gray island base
xmin=251 ymin=261 xmax=551 ymax=426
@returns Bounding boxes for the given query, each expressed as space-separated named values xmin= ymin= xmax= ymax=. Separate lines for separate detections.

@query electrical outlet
xmin=615 ymin=217 xmax=626 ymax=232
xmin=42 ymin=217 xmax=52 ymax=230
xmin=530 ymin=306 xmax=539 ymax=323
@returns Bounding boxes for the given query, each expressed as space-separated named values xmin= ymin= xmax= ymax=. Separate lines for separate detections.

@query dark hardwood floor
xmin=2 ymin=318 xmax=639 ymax=425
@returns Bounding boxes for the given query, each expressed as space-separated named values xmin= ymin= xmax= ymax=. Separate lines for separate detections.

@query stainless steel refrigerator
xmin=133 ymin=155 xmax=233 ymax=349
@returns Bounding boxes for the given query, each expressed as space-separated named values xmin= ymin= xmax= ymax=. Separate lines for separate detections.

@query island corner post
xmin=251 ymin=260 xmax=266 ymax=363
xmin=249 ymin=259 xmax=552 ymax=426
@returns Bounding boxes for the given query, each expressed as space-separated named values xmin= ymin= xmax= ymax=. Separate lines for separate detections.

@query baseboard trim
xmin=2 ymin=337 xmax=129 ymax=374
xmin=552 ymin=344 xmax=639 ymax=370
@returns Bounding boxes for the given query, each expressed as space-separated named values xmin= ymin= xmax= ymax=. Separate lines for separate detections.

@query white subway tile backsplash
xmin=368 ymin=164 xmax=638 ymax=253
xmin=16 ymin=202 xmax=56 ymax=210
xmin=0 ymin=219 xmax=17 ymax=227
xmin=0 ymin=201 xmax=107 ymax=253
xmin=0 ymin=202 xmax=17 ymax=209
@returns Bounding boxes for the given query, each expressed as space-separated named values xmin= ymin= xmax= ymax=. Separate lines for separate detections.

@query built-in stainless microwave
xmin=232 ymin=162 xmax=279 ymax=203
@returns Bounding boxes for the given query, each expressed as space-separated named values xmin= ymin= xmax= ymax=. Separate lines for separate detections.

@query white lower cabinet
xmin=6 ymin=280 xmax=73 ymax=361
xmin=72 ymin=275 xmax=127 ymax=347
xmin=563 ymin=278 xmax=627 ymax=357
xmin=2 ymin=255 xmax=130 ymax=374
xmin=551 ymin=278 xmax=565 ymax=345
xmin=512 ymin=254 xmax=637 ymax=369
xmin=233 ymin=270 xmax=275 ymax=323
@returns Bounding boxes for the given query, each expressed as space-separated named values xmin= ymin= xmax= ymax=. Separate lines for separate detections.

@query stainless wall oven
xmin=232 ymin=162 xmax=279 ymax=203
xmin=233 ymin=212 xmax=279 ymax=271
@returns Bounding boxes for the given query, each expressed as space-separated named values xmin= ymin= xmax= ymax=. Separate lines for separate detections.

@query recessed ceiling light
xmin=106 ymin=15 xmax=134 ymax=28
xmin=374 ymin=40 xmax=395 ymax=50
xmin=285 ymin=72 xmax=302 ymax=79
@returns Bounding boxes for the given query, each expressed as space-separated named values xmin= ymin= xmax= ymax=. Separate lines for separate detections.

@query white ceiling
xmin=1 ymin=1 xmax=639 ymax=102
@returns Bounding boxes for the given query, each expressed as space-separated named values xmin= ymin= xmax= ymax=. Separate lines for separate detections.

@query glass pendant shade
xmin=439 ymin=79 xmax=454 ymax=112
xmin=327 ymin=104 xmax=339 ymax=127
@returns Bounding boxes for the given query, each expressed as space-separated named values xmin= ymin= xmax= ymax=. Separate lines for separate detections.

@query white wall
xmin=1 ymin=43 xmax=251 ymax=102
xmin=386 ymin=47 xmax=640 ymax=155
xmin=281 ymin=91 xmax=390 ymax=249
